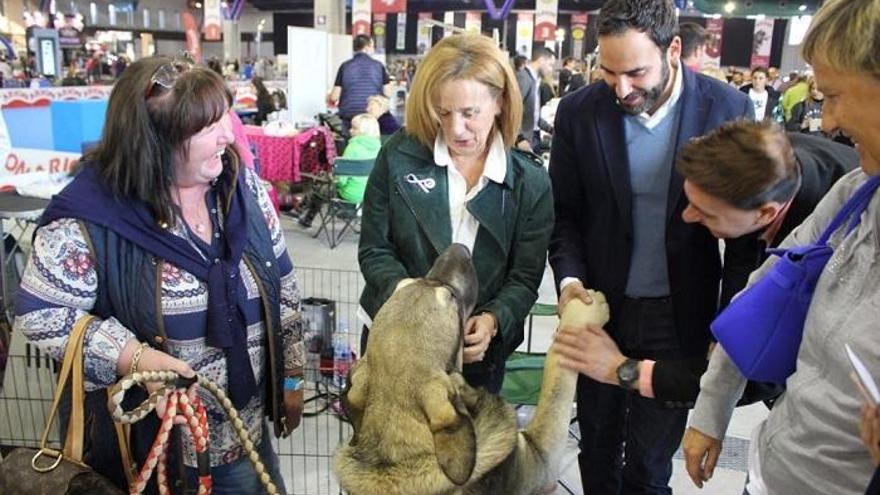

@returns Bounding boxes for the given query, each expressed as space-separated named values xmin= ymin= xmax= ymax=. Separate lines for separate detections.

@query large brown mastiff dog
xmin=335 ymin=244 xmax=609 ymax=494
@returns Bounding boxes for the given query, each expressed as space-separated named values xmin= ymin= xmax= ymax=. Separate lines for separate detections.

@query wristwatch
xmin=616 ymin=358 xmax=640 ymax=391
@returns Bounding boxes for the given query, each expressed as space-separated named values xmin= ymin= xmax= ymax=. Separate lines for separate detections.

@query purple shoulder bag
xmin=712 ymin=175 xmax=880 ymax=383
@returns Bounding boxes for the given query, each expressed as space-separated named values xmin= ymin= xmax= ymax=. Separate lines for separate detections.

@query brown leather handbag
xmin=0 ymin=315 xmax=124 ymax=494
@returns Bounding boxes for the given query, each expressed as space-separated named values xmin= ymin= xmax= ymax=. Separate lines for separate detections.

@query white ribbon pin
xmin=406 ymin=173 xmax=436 ymax=193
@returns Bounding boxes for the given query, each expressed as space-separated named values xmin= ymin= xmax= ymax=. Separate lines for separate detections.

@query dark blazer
xmin=559 ymin=68 xmax=573 ymax=96
xmin=652 ymin=133 xmax=860 ymax=404
xmin=516 ymin=67 xmax=539 ymax=136
xmin=549 ymin=68 xmax=753 ymax=366
xmin=359 ymin=132 xmax=554 ymax=376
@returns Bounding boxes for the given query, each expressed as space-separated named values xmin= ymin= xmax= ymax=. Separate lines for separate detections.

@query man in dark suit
xmin=515 ymin=48 xmax=555 ymax=152
xmin=547 ymin=0 xmax=753 ymax=492
xmin=553 ymin=120 xmax=859 ymax=407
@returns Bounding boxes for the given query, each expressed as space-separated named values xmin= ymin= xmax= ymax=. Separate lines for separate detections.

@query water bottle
xmin=333 ymin=325 xmax=352 ymax=390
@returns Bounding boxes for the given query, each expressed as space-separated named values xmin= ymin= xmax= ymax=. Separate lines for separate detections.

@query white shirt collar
xmin=433 ymin=132 xmax=507 ymax=184
xmin=634 ymin=62 xmax=684 ymax=129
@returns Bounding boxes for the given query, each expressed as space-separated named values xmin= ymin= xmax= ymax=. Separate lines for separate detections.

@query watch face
xmin=617 ymin=359 xmax=639 ymax=387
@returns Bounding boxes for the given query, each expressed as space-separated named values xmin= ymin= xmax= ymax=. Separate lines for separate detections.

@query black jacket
xmin=740 ymin=84 xmax=781 ymax=121
xmin=651 ymin=133 xmax=860 ymax=404
xmin=550 ymin=69 xmax=753 ymax=373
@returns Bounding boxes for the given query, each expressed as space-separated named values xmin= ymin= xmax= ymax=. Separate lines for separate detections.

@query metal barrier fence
xmin=0 ymin=264 xmax=364 ymax=495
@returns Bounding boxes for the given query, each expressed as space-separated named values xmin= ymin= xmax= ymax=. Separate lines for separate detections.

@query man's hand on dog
xmin=463 ymin=312 xmax=497 ymax=363
xmin=553 ymin=324 xmax=627 ymax=386
xmin=557 ymin=280 xmax=593 ymax=313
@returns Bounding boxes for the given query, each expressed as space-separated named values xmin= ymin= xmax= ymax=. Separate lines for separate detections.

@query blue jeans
xmin=185 ymin=422 xmax=287 ymax=495
xmin=576 ymin=297 xmax=687 ymax=495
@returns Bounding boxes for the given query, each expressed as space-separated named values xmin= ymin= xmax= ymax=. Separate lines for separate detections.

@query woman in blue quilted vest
xmin=15 ymin=54 xmax=304 ymax=493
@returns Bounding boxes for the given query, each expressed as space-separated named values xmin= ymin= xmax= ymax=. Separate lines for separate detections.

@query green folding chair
xmin=312 ymin=158 xmax=375 ymax=249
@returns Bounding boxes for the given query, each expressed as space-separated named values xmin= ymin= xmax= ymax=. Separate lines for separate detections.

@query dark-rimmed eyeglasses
xmin=144 ymin=51 xmax=196 ymax=99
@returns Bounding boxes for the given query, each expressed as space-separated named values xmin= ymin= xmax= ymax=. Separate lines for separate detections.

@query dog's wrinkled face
xmin=377 ymin=243 xmax=479 ymax=371
xmin=341 ymin=244 xmax=482 ymax=487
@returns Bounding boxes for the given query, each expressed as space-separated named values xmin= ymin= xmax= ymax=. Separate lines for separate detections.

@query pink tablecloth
xmin=244 ymin=126 xmax=300 ymax=182
xmin=243 ymin=125 xmax=337 ymax=183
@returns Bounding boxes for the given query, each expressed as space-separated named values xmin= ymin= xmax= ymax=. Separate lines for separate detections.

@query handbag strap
xmin=817 ymin=176 xmax=880 ymax=245
xmin=38 ymin=315 xmax=96 ymax=462
xmin=111 ymin=398 xmax=136 ymax=487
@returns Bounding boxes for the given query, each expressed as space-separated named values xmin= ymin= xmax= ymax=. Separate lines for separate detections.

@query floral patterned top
xmin=14 ymin=168 xmax=304 ymax=467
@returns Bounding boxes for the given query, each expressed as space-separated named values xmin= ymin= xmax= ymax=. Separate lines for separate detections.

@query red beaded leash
xmin=109 ymin=370 xmax=279 ymax=495
xmin=109 ymin=371 xmax=211 ymax=495
xmin=136 ymin=389 xmax=212 ymax=495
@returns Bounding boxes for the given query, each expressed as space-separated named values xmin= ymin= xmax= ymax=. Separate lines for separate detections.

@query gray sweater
xmin=691 ymin=169 xmax=880 ymax=494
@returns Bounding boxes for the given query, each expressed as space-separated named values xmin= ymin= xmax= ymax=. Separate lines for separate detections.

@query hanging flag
xmin=534 ymin=0 xmax=558 ymax=42
xmin=417 ymin=12 xmax=433 ymax=55
xmin=352 ymin=0 xmax=372 ymax=35
xmin=515 ymin=13 xmax=534 ymax=58
xmin=443 ymin=11 xmax=455 ymax=38
xmin=203 ymin=0 xmax=222 ymax=40
xmin=372 ymin=0 xmax=407 ymax=14
xmin=570 ymin=13 xmax=587 ymax=59
xmin=703 ymin=17 xmax=723 ymax=69
xmin=396 ymin=13 xmax=407 ymax=51
xmin=750 ymin=18 xmax=774 ymax=68
xmin=373 ymin=13 xmax=387 ymax=54
xmin=465 ymin=12 xmax=481 ymax=34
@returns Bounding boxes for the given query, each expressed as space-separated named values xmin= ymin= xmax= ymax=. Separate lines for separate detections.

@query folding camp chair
xmin=312 ymin=157 xmax=375 ymax=249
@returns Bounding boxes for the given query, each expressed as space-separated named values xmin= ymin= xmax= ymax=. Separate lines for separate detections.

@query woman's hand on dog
xmin=463 ymin=313 xmax=497 ymax=363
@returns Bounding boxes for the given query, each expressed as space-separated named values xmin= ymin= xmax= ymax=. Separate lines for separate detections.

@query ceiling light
xmin=798 ymin=4 xmax=807 ymax=11
xmin=724 ymin=1 xmax=736 ymax=13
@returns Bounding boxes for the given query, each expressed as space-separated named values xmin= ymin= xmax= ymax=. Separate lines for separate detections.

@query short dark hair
xmin=85 ymin=56 xmax=236 ymax=226
xmin=679 ymin=22 xmax=708 ymax=59
xmin=532 ymin=47 xmax=555 ymax=62
xmin=354 ymin=34 xmax=373 ymax=52
xmin=677 ymin=120 xmax=799 ymax=210
xmin=562 ymin=56 xmax=576 ymax=67
xmin=598 ymin=0 xmax=678 ymax=50
xmin=751 ymin=66 xmax=769 ymax=77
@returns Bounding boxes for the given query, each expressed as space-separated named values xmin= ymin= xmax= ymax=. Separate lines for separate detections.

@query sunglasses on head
xmin=144 ymin=51 xmax=196 ymax=99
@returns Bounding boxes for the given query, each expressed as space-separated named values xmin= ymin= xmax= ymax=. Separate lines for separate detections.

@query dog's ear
xmin=342 ymin=357 xmax=368 ymax=446
xmin=419 ymin=375 xmax=476 ymax=485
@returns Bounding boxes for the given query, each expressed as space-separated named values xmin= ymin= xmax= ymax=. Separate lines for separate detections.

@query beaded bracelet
xmin=129 ymin=342 xmax=150 ymax=376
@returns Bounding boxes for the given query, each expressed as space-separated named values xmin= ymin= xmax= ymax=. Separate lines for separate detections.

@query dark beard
xmin=616 ymin=60 xmax=672 ymax=115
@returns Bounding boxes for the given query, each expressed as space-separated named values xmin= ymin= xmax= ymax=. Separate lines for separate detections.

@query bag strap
xmin=817 ymin=176 xmax=880 ymax=245
xmin=37 ymin=315 xmax=96 ymax=462
xmin=111 ymin=391 xmax=137 ymax=487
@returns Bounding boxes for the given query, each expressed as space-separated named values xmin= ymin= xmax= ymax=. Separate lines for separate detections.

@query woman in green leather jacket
xmin=358 ymin=34 xmax=554 ymax=392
